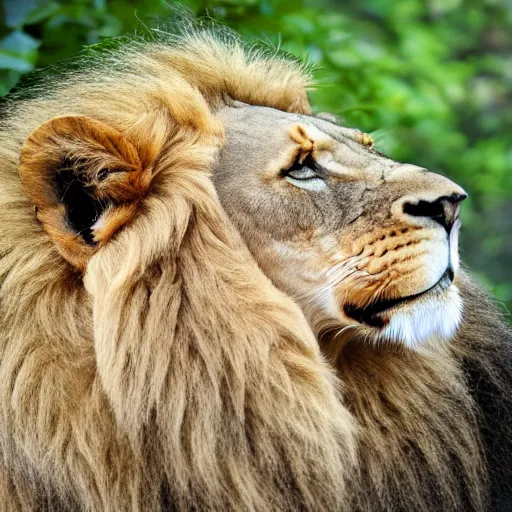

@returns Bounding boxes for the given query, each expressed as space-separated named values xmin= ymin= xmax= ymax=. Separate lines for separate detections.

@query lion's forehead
xmin=217 ymin=105 xmax=382 ymax=163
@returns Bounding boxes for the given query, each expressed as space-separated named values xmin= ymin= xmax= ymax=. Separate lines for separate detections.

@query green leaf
xmin=0 ymin=31 xmax=40 ymax=56
xmin=3 ymin=0 xmax=38 ymax=28
xmin=24 ymin=2 xmax=61 ymax=25
xmin=0 ymin=53 xmax=33 ymax=72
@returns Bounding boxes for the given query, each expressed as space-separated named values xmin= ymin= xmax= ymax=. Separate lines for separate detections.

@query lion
xmin=0 ymin=17 xmax=510 ymax=512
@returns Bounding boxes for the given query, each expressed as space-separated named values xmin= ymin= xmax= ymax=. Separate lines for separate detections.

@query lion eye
xmin=287 ymin=166 xmax=318 ymax=180
xmin=283 ymin=154 xmax=325 ymax=181
xmin=283 ymin=157 xmax=327 ymax=191
xmin=282 ymin=155 xmax=327 ymax=192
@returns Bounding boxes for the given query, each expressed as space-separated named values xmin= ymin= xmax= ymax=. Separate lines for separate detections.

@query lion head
xmin=213 ymin=105 xmax=466 ymax=348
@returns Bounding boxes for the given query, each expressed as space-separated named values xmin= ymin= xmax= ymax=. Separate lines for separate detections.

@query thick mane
xmin=1 ymin=20 xmax=312 ymax=135
xmin=455 ymin=274 xmax=512 ymax=510
xmin=0 ymin=25 xmax=355 ymax=511
xmin=326 ymin=316 xmax=485 ymax=511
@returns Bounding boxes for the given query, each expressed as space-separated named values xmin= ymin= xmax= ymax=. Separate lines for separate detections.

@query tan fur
xmin=322 ymin=330 xmax=485 ymax=511
xmin=0 ymin=26 xmax=355 ymax=511
xmin=213 ymin=99 xmax=489 ymax=510
xmin=207 ymin=32 xmax=508 ymax=512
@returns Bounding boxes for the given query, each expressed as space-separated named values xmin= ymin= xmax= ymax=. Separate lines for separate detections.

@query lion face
xmin=213 ymin=104 xmax=466 ymax=348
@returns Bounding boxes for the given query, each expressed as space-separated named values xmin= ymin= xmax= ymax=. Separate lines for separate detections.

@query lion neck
xmin=320 ymin=326 xmax=485 ymax=511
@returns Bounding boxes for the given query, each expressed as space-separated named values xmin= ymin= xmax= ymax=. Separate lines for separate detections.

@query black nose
xmin=403 ymin=193 xmax=467 ymax=233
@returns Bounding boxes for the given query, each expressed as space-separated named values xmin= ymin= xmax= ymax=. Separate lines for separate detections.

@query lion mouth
xmin=344 ymin=268 xmax=454 ymax=328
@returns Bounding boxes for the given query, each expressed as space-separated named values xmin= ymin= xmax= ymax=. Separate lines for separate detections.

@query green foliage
xmin=1 ymin=0 xmax=511 ymax=316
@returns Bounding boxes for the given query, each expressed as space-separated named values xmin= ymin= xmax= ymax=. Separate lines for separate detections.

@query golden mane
xmin=0 ymin=24 xmax=355 ymax=511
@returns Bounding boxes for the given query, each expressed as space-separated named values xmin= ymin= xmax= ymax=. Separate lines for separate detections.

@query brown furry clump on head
xmin=0 ymin=22 xmax=356 ymax=511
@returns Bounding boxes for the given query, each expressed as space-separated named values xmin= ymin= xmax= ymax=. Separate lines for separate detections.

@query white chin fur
xmin=377 ymin=285 xmax=462 ymax=349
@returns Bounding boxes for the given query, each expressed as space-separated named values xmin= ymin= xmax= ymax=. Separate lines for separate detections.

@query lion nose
xmin=403 ymin=193 xmax=467 ymax=233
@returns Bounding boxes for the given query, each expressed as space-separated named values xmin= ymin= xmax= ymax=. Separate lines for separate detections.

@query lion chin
xmin=361 ymin=281 xmax=462 ymax=348
xmin=322 ymin=277 xmax=462 ymax=348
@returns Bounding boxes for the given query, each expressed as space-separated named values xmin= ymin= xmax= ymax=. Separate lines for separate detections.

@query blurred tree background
xmin=1 ymin=0 xmax=511 ymax=316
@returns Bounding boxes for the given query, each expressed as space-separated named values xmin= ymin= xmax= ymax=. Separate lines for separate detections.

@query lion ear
xmin=19 ymin=116 xmax=150 ymax=271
